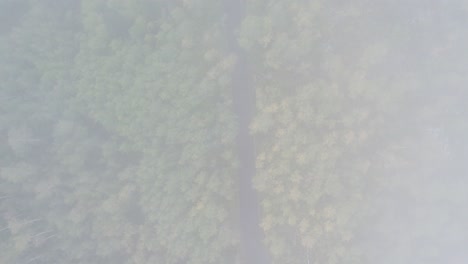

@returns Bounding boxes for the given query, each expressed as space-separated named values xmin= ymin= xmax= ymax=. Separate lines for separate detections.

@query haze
xmin=1 ymin=1 xmax=468 ymax=263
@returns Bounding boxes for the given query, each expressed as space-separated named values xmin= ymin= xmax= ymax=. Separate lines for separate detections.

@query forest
xmin=1 ymin=0 xmax=468 ymax=263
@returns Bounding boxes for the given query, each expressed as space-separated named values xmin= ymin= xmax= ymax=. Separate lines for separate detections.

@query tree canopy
xmin=2 ymin=1 xmax=468 ymax=263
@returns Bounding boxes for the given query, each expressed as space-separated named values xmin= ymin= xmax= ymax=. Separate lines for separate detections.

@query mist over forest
xmin=1 ymin=1 xmax=468 ymax=263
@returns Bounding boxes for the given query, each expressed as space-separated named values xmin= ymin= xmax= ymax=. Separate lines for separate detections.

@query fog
xmin=1 ymin=1 xmax=468 ymax=263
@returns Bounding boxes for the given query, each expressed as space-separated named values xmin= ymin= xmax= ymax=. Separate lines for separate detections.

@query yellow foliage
xmin=289 ymin=188 xmax=300 ymax=201
xmin=261 ymin=215 xmax=273 ymax=232
xmin=323 ymin=206 xmax=336 ymax=219
xmin=324 ymin=220 xmax=335 ymax=233
xmin=302 ymin=235 xmax=315 ymax=249
xmin=344 ymin=130 xmax=355 ymax=145
xmin=299 ymin=219 xmax=309 ymax=234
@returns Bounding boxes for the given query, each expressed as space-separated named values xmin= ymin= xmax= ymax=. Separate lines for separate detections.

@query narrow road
xmin=223 ymin=1 xmax=271 ymax=263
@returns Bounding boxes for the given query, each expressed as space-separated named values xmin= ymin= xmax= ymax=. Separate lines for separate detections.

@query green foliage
xmin=241 ymin=1 xmax=468 ymax=263
xmin=1 ymin=0 xmax=239 ymax=263
xmin=3 ymin=0 xmax=468 ymax=263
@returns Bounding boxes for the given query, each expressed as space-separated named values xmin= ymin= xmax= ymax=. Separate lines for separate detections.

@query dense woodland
xmin=1 ymin=1 xmax=468 ymax=263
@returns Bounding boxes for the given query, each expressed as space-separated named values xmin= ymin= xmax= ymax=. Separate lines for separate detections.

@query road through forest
xmin=224 ymin=1 xmax=271 ymax=263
